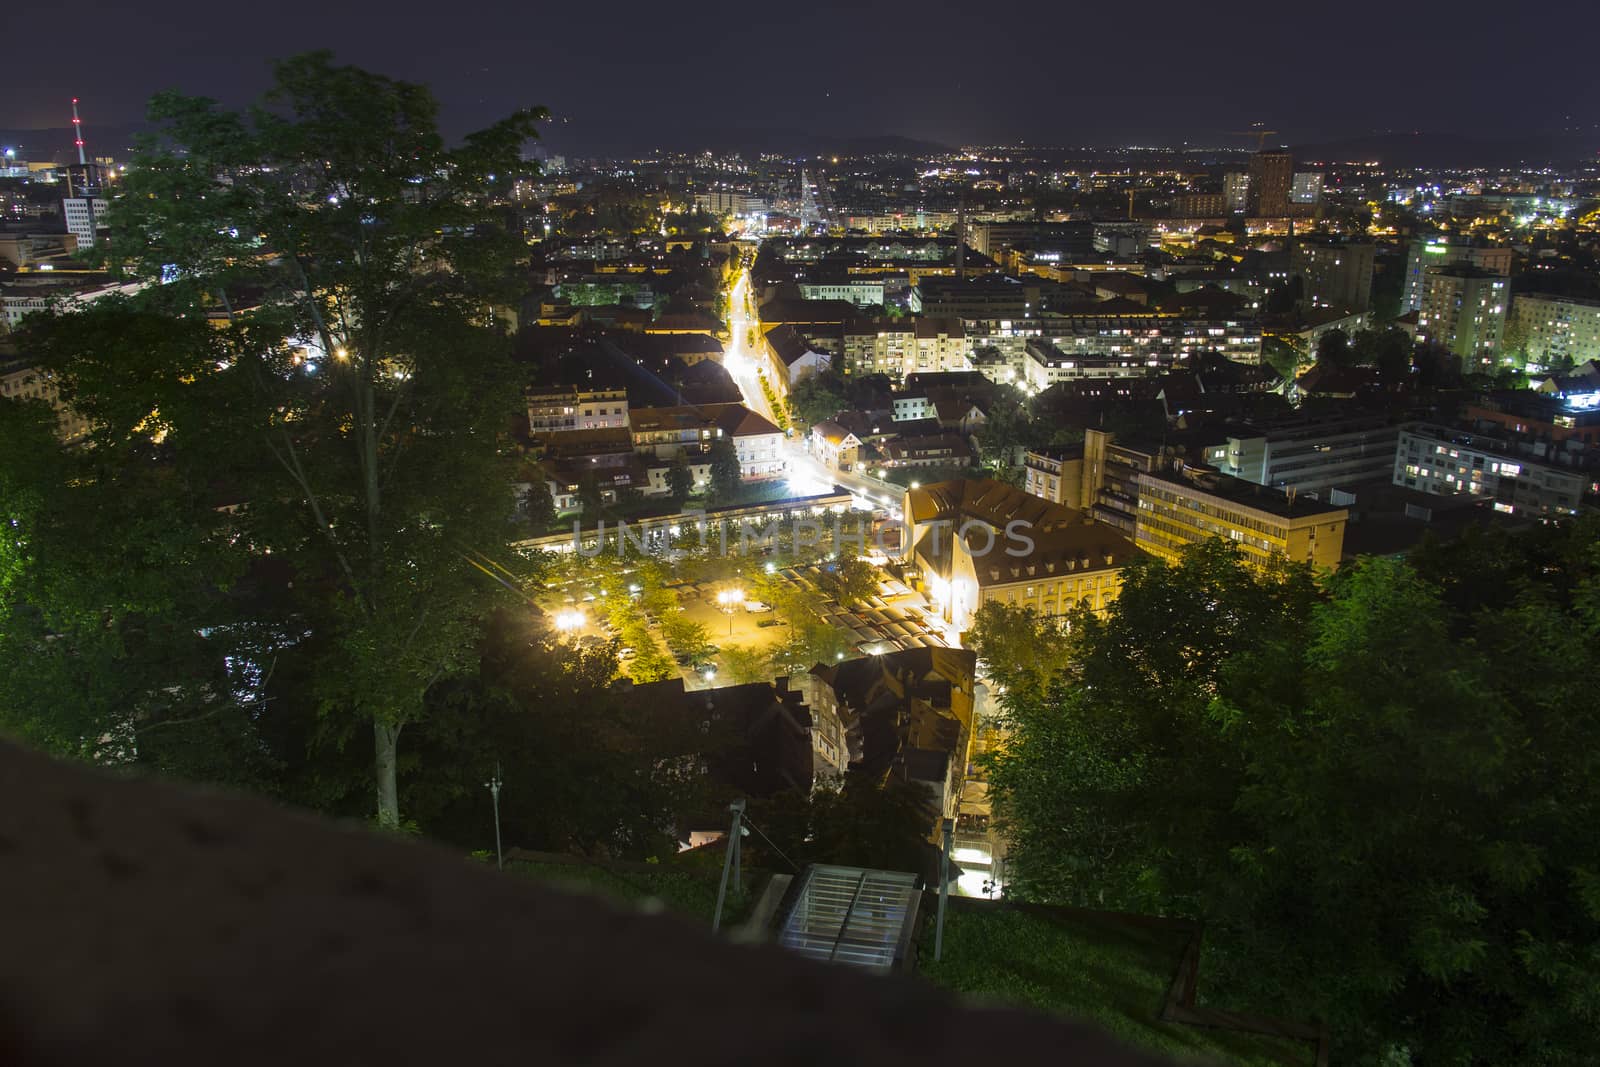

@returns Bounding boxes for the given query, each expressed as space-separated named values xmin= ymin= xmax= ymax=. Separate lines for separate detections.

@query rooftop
xmin=1137 ymin=467 xmax=1349 ymax=522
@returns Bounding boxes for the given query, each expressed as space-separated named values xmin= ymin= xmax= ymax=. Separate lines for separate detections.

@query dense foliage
xmin=988 ymin=531 xmax=1600 ymax=1063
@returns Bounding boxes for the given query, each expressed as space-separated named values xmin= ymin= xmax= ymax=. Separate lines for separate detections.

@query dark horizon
xmin=7 ymin=0 xmax=1599 ymax=159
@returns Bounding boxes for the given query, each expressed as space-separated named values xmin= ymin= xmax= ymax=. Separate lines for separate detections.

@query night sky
xmin=7 ymin=0 xmax=1598 ymax=154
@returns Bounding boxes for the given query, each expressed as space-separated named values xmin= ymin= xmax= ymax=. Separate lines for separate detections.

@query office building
xmin=1395 ymin=422 xmax=1590 ymax=517
xmin=1203 ymin=415 xmax=1399 ymax=495
xmin=1402 ymin=239 xmax=1513 ymax=312
xmin=1416 ymin=267 xmax=1509 ymax=368
xmin=1248 ymin=150 xmax=1294 ymax=217
xmin=1508 ymin=293 xmax=1600 ymax=368
xmin=966 ymin=221 xmax=1094 ymax=259
xmin=1133 ymin=466 xmax=1349 ymax=570
xmin=1290 ymin=239 xmax=1375 ymax=312
xmin=61 ymin=196 xmax=108 ymax=249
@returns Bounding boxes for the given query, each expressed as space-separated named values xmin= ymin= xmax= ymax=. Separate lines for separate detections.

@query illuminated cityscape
xmin=2 ymin=8 xmax=1600 ymax=1064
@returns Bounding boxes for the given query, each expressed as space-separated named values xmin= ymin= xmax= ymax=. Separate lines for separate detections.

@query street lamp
xmin=554 ymin=609 xmax=584 ymax=636
xmin=715 ymin=588 xmax=744 ymax=635
xmin=485 ymin=763 xmax=504 ymax=871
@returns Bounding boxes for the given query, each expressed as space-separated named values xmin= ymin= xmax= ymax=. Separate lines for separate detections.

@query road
xmin=721 ymin=266 xmax=907 ymax=515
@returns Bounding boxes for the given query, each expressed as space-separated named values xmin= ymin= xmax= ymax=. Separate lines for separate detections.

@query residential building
xmin=628 ymin=403 xmax=785 ymax=481
xmin=762 ymin=323 xmax=831 ymax=387
xmin=1080 ymin=428 xmax=1165 ymax=533
xmin=912 ymin=317 xmax=970 ymax=374
xmin=1173 ymin=192 xmax=1226 ymax=217
xmin=1290 ymin=172 xmax=1324 ymax=206
xmin=1466 ymin=387 xmax=1600 ymax=449
xmin=1202 ymin=415 xmax=1400 ymax=496
xmin=1508 ymin=293 xmax=1600 ymax=368
xmin=1416 ymin=266 xmax=1509 ymax=368
xmin=795 ymin=647 xmax=979 ymax=823
xmin=1023 ymin=341 xmax=1163 ymax=391
xmin=809 ymin=420 xmax=862 ymax=472
xmin=1223 ymin=172 xmax=1251 ymax=214
xmin=1402 ymin=239 xmax=1513 ymax=312
xmin=1248 ymin=150 xmax=1294 ymax=217
xmin=0 ymin=354 xmax=90 ymax=442
xmin=841 ymin=317 xmax=916 ymax=380
xmin=1133 ymin=466 xmax=1349 ymax=570
xmin=904 ymin=477 xmax=1138 ymax=630
xmin=1290 ymin=239 xmax=1374 ymax=312
xmin=1023 ymin=447 xmax=1084 ymax=509
xmin=879 ymin=433 xmax=972 ymax=469
xmin=915 ymin=276 xmax=1037 ymax=323
xmin=525 ymin=387 xmax=629 ymax=434
xmin=1395 ymin=422 xmax=1591 ymax=517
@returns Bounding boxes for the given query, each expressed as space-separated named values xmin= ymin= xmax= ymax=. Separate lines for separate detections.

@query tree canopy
xmin=988 ymin=529 xmax=1600 ymax=1064
xmin=3 ymin=53 xmax=545 ymax=830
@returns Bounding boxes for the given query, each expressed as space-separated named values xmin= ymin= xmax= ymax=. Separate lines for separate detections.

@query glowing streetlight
xmin=554 ymin=609 xmax=584 ymax=635
xmin=716 ymin=588 xmax=745 ymax=635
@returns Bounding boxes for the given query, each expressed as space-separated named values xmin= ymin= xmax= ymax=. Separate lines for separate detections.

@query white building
xmin=1509 ymin=293 xmax=1600 ymax=369
xmin=1416 ymin=267 xmax=1509 ymax=368
xmin=1396 ymin=422 xmax=1588 ymax=517
xmin=61 ymin=197 xmax=108 ymax=249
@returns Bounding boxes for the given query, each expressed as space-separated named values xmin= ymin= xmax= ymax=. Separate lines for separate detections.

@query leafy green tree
xmin=965 ymin=602 xmax=1071 ymax=692
xmin=661 ymin=611 xmax=713 ymax=663
xmin=1314 ymin=327 xmax=1353 ymax=367
xmin=666 ymin=458 xmax=694 ymax=506
xmin=521 ymin=480 xmax=557 ymax=532
xmin=788 ymin=370 xmax=849 ymax=426
xmin=991 ymin=529 xmax=1600 ymax=1064
xmin=403 ymin=609 xmax=715 ymax=858
xmin=719 ymin=644 xmax=773 ymax=684
xmin=748 ymin=772 xmax=934 ymax=875
xmin=18 ymin=54 xmax=545 ymax=829
xmin=823 ymin=555 xmax=878 ymax=608
xmin=707 ymin=438 xmax=742 ymax=503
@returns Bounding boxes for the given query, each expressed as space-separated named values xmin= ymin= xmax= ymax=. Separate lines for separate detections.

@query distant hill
xmin=1290 ymin=131 xmax=1599 ymax=168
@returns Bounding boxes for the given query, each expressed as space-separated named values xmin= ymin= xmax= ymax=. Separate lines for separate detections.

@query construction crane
xmin=1227 ymin=127 xmax=1280 ymax=151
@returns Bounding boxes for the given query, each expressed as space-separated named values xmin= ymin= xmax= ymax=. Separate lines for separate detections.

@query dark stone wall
xmin=0 ymin=740 xmax=1171 ymax=1066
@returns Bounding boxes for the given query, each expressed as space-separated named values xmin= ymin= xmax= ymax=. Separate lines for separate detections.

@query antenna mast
xmin=71 ymin=97 xmax=87 ymax=165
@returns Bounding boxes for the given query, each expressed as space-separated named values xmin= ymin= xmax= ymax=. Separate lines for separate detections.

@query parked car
xmin=743 ymin=600 xmax=773 ymax=613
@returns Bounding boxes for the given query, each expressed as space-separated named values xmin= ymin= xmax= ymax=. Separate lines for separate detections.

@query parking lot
xmin=766 ymin=563 xmax=957 ymax=655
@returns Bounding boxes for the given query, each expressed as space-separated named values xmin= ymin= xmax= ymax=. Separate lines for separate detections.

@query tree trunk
xmin=375 ymin=720 xmax=402 ymax=830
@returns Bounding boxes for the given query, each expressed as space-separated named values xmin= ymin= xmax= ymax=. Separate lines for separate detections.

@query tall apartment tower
xmin=1222 ymin=172 xmax=1251 ymax=214
xmin=1248 ymin=150 xmax=1294 ymax=217
xmin=1417 ymin=266 xmax=1509 ymax=368
xmin=1402 ymin=238 xmax=1514 ymax=312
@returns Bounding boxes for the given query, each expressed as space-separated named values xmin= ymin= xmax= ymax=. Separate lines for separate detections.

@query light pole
xmin=716 ymin=587 xmax=744 ymax=636
xmin=485 ymin=763 xmax=504 ymax=871
xmin=554 ymin=609 xmax=584 ymax=639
